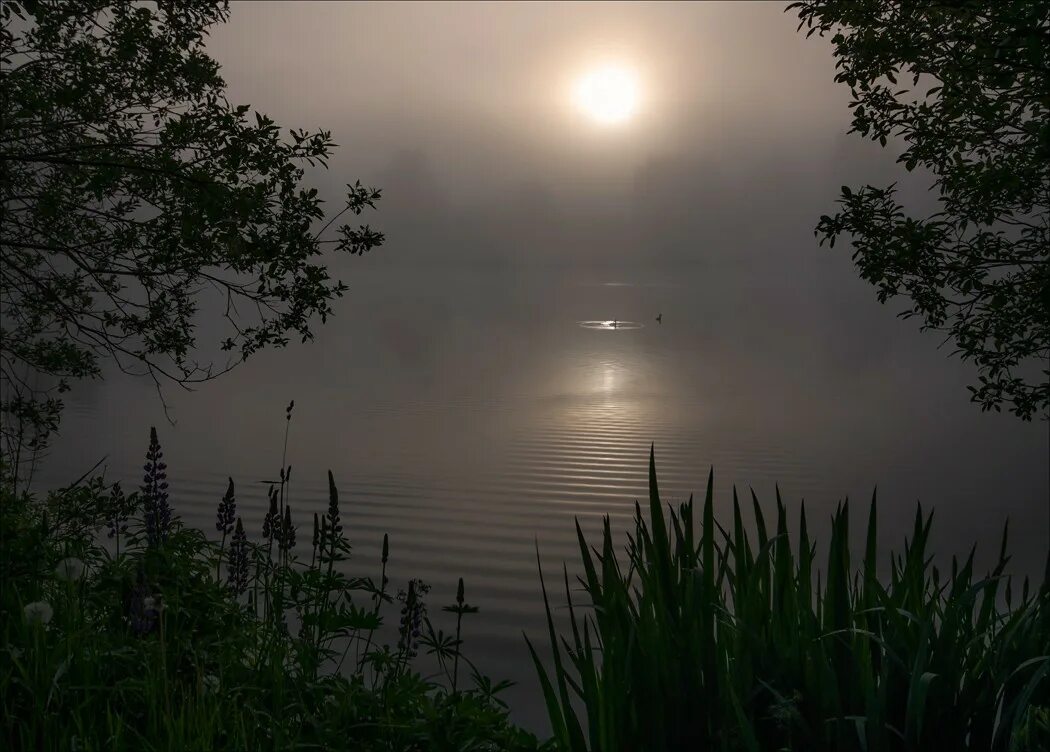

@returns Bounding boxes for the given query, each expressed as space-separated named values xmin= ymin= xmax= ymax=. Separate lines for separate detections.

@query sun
xmin=573 ymin=65 xmax=639 ymax=125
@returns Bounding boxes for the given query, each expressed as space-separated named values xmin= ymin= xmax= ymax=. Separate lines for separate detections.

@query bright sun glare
xmin=574 ymin=65 xmax=639 ymax=125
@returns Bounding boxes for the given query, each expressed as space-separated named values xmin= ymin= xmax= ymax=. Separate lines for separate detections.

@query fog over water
xmin=35 ymin=1 xmax=1048 ymax=730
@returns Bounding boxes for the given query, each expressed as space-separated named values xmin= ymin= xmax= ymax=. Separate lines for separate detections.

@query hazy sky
xmin=206 ymin=1 xmax=921 ymax=272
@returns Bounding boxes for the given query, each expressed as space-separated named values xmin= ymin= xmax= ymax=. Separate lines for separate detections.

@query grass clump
xmin=0 ymin=421 xmax=544 ymax=751
xmin=529 ymin=448 xmax=1050 ymax=752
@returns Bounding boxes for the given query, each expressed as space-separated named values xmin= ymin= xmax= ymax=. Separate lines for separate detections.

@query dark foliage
xmin=791 ymin=0 xmax=1049 ymax=420
xmin=0 ymin=0 xmax=383 ymax=465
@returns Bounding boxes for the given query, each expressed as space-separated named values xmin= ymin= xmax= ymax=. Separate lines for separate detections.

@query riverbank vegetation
xmin=3 ymin=433 xmax=1047 ymax=750
xmin=0 ymin=426 xmax=544 ymax=751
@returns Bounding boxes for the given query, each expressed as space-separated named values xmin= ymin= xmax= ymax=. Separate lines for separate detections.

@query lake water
xmin=35 ymin=262 xmax=1049 ymax=731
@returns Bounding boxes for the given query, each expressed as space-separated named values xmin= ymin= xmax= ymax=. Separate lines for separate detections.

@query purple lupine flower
xmin=140 ymin=427 xmax=172 ymax=546
xmin=278 ymin=505 xmax=296 ymax=552
xmin=325 ymin=470 xmax=342 ymax=539
xmin=397 ymin=579 xmax=430 ymax=658
xmin=216 ymin=478 xmax=236 ymax=536
xmin=262 ymin=487 xmax=279 ymax=541
xmin=227 ymin=517 xmax=249 ymax=595
xmin=319 ymin=470 xmax=342 ymax=562
xmin=106 ymin=482 xmax=131 ymax=539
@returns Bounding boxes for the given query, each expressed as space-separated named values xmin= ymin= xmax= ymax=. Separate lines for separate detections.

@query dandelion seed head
xmin=24 ymin=601 xmax=53 ymax=626
xmin=55 ymin=557 xmax=86 ymax=581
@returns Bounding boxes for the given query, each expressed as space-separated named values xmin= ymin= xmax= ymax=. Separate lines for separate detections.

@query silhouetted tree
xmin=0 ymin=0 xmax=383 ymax=464
xmin=791 ymin=0 xmax=1049 ymax=420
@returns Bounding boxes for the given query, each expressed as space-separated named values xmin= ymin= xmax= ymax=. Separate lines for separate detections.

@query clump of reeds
xmin=529 ymin=447 xmax=1050 ymax=752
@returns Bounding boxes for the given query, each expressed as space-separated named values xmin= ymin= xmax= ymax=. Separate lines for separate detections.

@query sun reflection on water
xmin=577 ymin=320 xmax=644 ymax=331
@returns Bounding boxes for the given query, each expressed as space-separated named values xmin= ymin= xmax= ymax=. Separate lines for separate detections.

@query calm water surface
xmin=37 ymin=264 xmax=1049 ymax=730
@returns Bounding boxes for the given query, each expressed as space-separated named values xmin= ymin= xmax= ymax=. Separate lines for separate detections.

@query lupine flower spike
xmin=106 ymin=482 xmax=132 ymax=542
xmin=141 ymin=427 xmax=172 ymax=546
xmin=227 ymin=518 xmax=249 ymax=596
xmin=278 ymin=505 xmax=296 ymax=553
xmin=326 ymin=470 xmax=342 ymax=538
xmin=216 ymin=478 xmax=236 ymax=536
xmin=397 ymin=579 xmax=430 ymax=660
xmin=262 ymin=487 xmax=279 ymax=542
